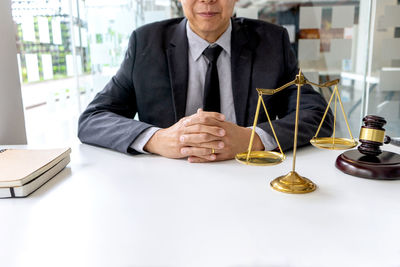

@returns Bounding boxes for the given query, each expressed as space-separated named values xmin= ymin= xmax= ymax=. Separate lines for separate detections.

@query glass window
xmin=11 ymin=0 xmax=399 ymax=145
xmin=365 ymin=0 xmax=400 ymax=135
xmin=235 ymin=0 xmax=400 ymax=137
xmin=12 ymin=0 xmax=174 ymax=146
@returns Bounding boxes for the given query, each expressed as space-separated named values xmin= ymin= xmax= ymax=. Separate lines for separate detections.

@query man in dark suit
xmin=78 ymin=0 xmax=333 ymax=163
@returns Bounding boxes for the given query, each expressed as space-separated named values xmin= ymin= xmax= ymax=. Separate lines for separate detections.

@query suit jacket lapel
xmin=166 ymin=18 xmax=189 ymax=122
xmin=231 ymin=19 xmax=256 ymax=126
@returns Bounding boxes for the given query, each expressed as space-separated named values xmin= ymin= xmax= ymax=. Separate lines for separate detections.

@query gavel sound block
xmin=336 ymin=115 xmax=400 ymax=179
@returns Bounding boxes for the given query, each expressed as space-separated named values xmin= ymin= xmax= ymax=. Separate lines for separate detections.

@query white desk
xmin=1 ymin=143 xmax=400 ymax=267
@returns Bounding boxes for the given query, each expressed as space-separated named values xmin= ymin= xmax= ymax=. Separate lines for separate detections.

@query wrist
xmin=144 ymin=129 xmax=162 ymax=154
xmin=246 ymin=128 xmax=264 ymax=151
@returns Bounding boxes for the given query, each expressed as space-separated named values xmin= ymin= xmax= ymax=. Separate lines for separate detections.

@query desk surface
xmin=1 ymin=143 xmax=400 ymax=267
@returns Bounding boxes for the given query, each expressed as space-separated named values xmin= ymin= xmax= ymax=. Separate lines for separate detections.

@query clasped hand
xmin=144 ymin=109 xmax=264 ymax=162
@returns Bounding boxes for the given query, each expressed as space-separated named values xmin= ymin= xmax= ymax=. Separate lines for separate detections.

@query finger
xmin=213 ymin=153 xmax=229 ymax=161
xmin=180 ymin=146 xmax=214 ymax=157
xmin=197 ymin=108 xmax=226 ymax=119
xmin=183 ymin=124 xmax=226 ymax=137
xmin=187 ymin=155 xmax=216 ymax=163
xmin=187 ymin=149 xmax=233 ymax=162
xmin=183 ymin=111 xmax=225 ymax=127
xmin=180 ymin=131 xmax=225 ymax=144
xmin=180 ymin=137 xmax=225 ymax=150
xmin=192 ymin=153 xmax=217 ymax=161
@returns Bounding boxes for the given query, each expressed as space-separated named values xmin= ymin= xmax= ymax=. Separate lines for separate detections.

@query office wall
xmin=0 ymin=0 xmax=27 ymax=144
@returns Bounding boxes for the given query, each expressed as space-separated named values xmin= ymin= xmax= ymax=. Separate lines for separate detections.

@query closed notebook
xmin=0 ymin=148 xmax=71 ymax=187
xmin=0 ymin=155 xmax=71 ymax=198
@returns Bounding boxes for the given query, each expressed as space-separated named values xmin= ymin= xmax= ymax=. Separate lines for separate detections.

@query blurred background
xmin=8 ymin=0 xmax=400 ymax=146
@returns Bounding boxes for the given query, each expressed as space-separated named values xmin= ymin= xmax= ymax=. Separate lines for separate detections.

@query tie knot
xmin=203 ymin=45 xmax=223 ymax=63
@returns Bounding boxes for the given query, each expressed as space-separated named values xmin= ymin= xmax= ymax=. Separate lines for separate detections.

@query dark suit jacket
xmin=78 ymin=17 xmax=333 ymax=154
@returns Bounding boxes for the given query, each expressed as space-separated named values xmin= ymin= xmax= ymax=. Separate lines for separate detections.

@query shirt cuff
xmin=247 ymin=126 xmax=278 ymax=151
xmin=130 ymin=127 xmax=161 ymax=154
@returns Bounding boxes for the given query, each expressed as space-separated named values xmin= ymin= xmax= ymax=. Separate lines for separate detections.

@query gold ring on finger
xmin=211 ymin=148 xmax=215 ymax=154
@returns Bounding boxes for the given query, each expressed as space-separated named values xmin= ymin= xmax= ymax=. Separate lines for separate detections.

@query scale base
xmin=270 ymin=171 xmax=316 ymax=194
xmin=336 ymin=150 xmax=400 ymax=180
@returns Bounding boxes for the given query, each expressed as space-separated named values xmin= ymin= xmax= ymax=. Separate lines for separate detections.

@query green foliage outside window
xmin=96 ymin=34 xmax=103 ymax=44
xmin=16 ymin=15 xmax=90 ymax=83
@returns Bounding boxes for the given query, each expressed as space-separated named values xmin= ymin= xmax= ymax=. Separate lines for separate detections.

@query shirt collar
xmin=186 ymin=20 xmax=232 ymax=61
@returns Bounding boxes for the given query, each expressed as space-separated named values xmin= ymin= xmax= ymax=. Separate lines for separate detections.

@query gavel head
xmin=358 ymin=115 xmax=386 ymax=156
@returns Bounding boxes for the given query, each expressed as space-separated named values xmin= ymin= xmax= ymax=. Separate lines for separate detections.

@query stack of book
xmin=0 ymin=148 xmax=71 ymax=198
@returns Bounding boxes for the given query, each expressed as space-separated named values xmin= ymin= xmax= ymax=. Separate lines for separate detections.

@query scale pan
xmin=310 ymin=137 xmax=357 ymax=150
xmin=235 ymin=151 xmax=285 ymax=166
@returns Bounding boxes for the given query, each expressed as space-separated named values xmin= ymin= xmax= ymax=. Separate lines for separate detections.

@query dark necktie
xmin=202 ymin=45 xmax=223 ymax=112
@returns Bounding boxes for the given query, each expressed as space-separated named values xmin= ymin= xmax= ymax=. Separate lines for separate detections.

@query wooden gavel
xmin=358 ymin=115 xmax=400 ymax=156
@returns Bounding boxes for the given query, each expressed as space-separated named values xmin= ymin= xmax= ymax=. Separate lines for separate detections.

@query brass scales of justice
xmin=235 ymin=69 xmax=358 ymax=194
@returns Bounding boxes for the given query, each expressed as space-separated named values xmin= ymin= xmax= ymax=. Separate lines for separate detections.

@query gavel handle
xmin=384 ymin=136 xmax=400 ymax=147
